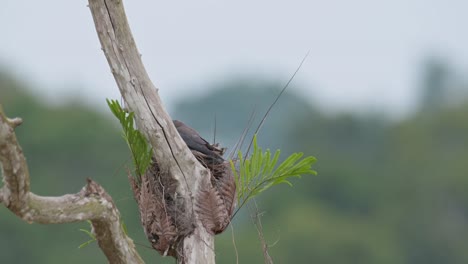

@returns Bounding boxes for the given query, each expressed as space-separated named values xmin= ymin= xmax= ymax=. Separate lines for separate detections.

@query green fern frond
xmin=231 ymin=134 xmax=317 ymax=212
xmin=106 ymin=99 xmax=152 ymax=183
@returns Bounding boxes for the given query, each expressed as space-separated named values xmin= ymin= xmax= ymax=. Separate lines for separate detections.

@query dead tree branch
xmin=0 ymin=106 xmax=144 ymax=264
xmin=87 ymin=0 xmax=215 ymax=263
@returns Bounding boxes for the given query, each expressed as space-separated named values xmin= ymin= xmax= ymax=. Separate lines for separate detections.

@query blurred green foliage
xmin=1 ymin=61 xmax=468 ymax=264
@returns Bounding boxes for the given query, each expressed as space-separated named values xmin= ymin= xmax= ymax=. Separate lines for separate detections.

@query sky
xmin=1 ymin=0 xmax=467 ymax=117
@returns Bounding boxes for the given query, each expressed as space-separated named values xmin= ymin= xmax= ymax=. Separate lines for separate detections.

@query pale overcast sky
xmin=1 ymin=0 xmax=467 ymax=116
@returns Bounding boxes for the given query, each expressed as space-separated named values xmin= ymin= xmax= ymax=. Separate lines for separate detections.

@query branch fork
xmin=0 ymin=107 xmax=143 ymax=264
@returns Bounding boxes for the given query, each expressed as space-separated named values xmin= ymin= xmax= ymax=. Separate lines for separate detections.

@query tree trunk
xmin=87 ymin=1 xmax=216 ymax=263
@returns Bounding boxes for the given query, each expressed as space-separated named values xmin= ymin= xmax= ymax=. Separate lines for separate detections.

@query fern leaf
xmin=231 ymin=134 xmax=317 ymax=213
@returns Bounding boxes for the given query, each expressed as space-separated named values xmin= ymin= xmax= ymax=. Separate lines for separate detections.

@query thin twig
xmin=228 ymin=109 xmax=256 ymax=160
xmin=230 ymin=223 xmax=239 ymax=264
xmin=0 ymin=187 xmax=4 ymax=204
xmin=250 ymin=199 xmax=274 ymax=264
xmin=212 ymin=114 xmax=217 ymax=145
xmin=245 ymin=50 xmax=310 ymax=158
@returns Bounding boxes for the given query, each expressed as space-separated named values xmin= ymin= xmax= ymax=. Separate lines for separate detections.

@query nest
xmin=194 ymin=153 xmax=237 ymax=235
xmin=129 ymin=159 xmax=189 ymax=256
xmin=129 ymin=144 xmax=236 ymax=256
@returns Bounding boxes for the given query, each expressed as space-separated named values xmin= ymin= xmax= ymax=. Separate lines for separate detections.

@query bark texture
xmin=87 ymin=0 xmax=216 ymax=263
xmin=0 ymin=106 xmax=144 ymax=264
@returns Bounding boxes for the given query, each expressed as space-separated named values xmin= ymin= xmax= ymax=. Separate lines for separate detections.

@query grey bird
xmin=173 ymin=120 xmax=224 ymax=164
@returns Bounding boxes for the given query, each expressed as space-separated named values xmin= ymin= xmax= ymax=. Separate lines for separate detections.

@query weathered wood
xmin=87 ymin=0 xmax=216 ymax=263
xmin=0 ymin=106 xmax=144 ymax=264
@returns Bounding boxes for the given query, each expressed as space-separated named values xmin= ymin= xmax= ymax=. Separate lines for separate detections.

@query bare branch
xmin=0 ymin=106 xmax=31 ymax=211
xmin=250 ymin=200 xmax=274 ymax=264
xmin=87 ymin=0 xmax=206 ymax=184
xmin=0 ymin=106 xmax=144 ymax=264
xmin=0 ymin=187 xmax=4 ymax=204
xmin=87 ymin=0 xmax=215 ymax=263
xmin=230 ymin=224 xmax=239 ymax=264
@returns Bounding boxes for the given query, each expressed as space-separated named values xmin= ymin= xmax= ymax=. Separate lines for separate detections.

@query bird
xmin=173 ymin=120 xmax=225 ymax=164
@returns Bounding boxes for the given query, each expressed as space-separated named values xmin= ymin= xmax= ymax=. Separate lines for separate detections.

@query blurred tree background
xmin=1 ymin=57 xmax=468 ymax=263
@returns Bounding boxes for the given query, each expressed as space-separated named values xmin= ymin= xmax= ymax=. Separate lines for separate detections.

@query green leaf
xmin=78 ymin=239 xmax=96 ymax=249
xmin=78 ymin=222 xmax=97 ymax=249
xmin=230 ymin=133 xmax=317 ymax=215
xmin=79 ymin=228 xmax=95 ymax=239
xmin=121 ymin=220 xmax=128 ymax=236
xmin=106 ymin=99 xmax=153 ymax=183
